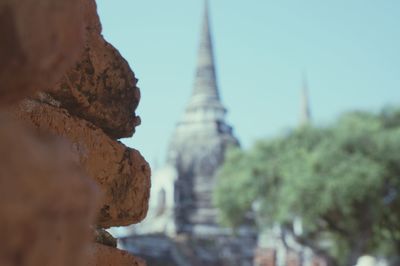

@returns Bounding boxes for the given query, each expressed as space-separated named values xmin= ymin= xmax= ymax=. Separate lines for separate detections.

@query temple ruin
xmin=0 ymin=0 xmax=150 ymax=265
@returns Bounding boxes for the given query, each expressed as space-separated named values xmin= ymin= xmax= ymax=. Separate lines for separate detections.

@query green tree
xmin=214 ymin=109 xmax=400 ymax=266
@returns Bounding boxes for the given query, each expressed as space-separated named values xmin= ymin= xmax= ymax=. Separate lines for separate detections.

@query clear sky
xmin=96 ymin=0 xmax=400 ymax=166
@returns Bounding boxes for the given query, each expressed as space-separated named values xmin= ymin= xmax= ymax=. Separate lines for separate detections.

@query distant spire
xmin=187 ymin=0 xmax=224 ymax=111
xmin=300 ymin=74 xmax=311 ymax=126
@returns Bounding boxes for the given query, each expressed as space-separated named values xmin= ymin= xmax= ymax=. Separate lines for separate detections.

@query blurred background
xmin=97 ymin=1 xmax=400 ymax=266
xmin=97 ymin=0 xmax=400 ymax=163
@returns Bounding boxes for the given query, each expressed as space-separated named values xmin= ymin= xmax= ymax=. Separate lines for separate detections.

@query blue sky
xmin=97 ymin=0 xmax=400 ymax=166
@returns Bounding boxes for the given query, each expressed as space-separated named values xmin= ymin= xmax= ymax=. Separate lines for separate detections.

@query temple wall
xmin=0 ymin=0 xmax=150 ymax=265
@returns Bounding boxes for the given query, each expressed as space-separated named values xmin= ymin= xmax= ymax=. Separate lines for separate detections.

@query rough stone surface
xmin=16 ymin=99 xmax=151 ymax=228
xmin=94 ymin=228 xmax=117 ymax=248
xmin=0 ymin=114 xmax=99 ymax=266
xmin=0 ymin=0 xmax=85 ymax=105
xmin=46 ymin=0 xmax=141 ymax=139
xmin=86 ymin=243 xmax=146 ymax=266
xmin=0 ymin=0 xmax=150 ymax=264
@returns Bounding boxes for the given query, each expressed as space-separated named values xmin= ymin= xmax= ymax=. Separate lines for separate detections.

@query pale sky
xmin=96 ymin=0 xmax=400 ymax=166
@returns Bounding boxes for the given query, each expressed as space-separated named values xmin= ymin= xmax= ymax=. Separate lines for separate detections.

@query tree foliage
xmin=214 ymin=108 xmax=400 ymax=265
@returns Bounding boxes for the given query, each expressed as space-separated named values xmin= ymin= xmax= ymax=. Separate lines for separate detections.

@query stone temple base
xmin=118 ymin=232 xmax=257 ymax=266
xmin=86 ymin=243 xmax=146 ymax=266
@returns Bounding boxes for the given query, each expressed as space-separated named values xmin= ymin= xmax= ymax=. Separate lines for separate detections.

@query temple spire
xmin=187 ymin=0 xmax=223 ymax=111
xmin=300 ymin=74 xmax=311 ymax=126
xmin=164 ymin=0 xmax=239 ymax=234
